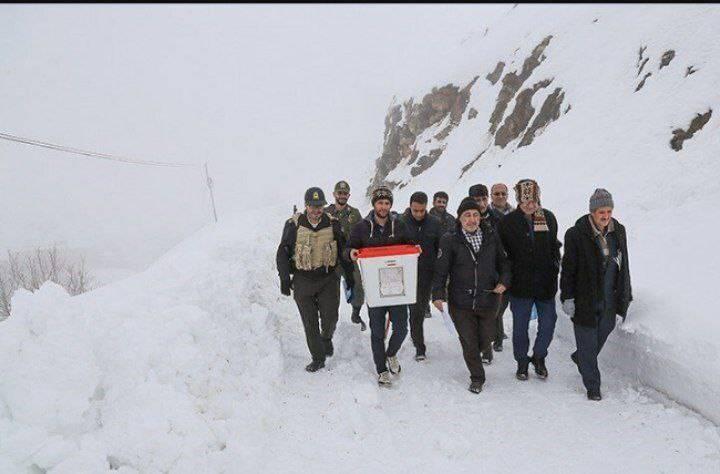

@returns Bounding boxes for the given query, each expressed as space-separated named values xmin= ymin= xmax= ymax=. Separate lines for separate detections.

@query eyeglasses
xmin=492 ymin=192 xmax=507 ymax=196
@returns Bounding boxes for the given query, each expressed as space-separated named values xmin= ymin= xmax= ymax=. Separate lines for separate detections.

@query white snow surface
xmin=378 ymin=4 xmax=720 ymax=424
xmin=1 ymin=207 xmax=719 ymax=473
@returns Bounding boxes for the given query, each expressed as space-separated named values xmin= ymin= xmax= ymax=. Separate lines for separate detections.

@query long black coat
xmin=399 ymin=208 xmax=441 ymax=286
xmin=432 ymin=221 xmax=512 ymax=311
xmin=498 ymin=208 xmax=561 ymax=300
xmin=560 ymin=215 xmax=633 ymax=327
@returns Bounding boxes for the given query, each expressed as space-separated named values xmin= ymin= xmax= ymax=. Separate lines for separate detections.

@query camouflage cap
xmin=334 ymin=180 xmax=351 ymax=193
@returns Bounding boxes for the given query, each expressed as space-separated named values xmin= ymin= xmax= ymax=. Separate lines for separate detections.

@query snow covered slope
xmin=1 ymin=208 xmax=719 ymax=473
xmin=368 ymin=4 xmax=720 ymax=423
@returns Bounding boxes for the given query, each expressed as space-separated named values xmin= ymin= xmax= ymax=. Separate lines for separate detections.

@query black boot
xmin=481 ymin=351 xmax=493 ymax=365
xmin=516 ymin=358 xmax=529 ymax=381
xmin=587 ymin=389 xmax=602 ymax=401
xmin=305 ymin=359 xmax=325 ymax=372
xmin=415 ymin=346 xmax=426 ymax=362
xmin=531 ymin=356 xmax=548 ymax=379
xmin=468 ymin=381 xmax=483 ymax=394
xmin=351 ymin=307 xmax=367 ymax=331
xmin=492 ymin=340 xmax=503 ymax=352
xmin=323 ymin=339 xmax=334 ymax=357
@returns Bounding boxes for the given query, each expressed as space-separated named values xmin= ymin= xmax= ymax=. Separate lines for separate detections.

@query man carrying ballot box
xmin=432 ymin=197 xmax=512 ymax=394
xmin=347 ymin=186 xmax=413 ymax=386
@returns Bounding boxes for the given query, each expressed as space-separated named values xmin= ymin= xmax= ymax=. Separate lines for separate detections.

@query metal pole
xmin=204 ymin=162 xmax=218 ymax=223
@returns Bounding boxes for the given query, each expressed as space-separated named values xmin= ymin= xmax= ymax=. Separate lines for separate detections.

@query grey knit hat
xmin=589 ymin=188 xmax=614 ymax=212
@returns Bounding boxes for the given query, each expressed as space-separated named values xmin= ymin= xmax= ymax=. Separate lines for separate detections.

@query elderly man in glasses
xmin=490 ymin=183 xmax=514 ymax=216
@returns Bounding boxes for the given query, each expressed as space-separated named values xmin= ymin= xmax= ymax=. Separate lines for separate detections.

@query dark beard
xmin=336 ymin=198 xmax=348 ymax=205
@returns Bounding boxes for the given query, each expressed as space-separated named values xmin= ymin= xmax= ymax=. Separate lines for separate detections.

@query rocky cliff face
xmin=368 ymin=35 xmax=567 ymax=195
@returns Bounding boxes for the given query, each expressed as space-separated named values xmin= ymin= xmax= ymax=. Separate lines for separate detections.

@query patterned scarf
xmin=515 ymin=180 xmax=548 ymax=232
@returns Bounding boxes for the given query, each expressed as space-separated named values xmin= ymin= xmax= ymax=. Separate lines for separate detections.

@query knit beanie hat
xmin=514 ymin=179 xmax=541 ymax=204
xmin=371 ymin=186 xmax=394 ymax=205
xmin=589 ymin=188 xmax=614 ymax=212
xmin=457 ymin=196 xmax=482 ymax=217
xmin=468 ymin=184 xmax=489 ymax=198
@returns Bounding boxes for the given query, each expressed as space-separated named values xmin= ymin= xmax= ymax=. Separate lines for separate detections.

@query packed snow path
xmin=1 ymin=210 xmax=719 ymax=472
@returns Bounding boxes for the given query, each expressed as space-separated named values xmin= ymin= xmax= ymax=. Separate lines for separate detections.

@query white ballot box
xmin=357 ymin=245 xmax=421 ymax=308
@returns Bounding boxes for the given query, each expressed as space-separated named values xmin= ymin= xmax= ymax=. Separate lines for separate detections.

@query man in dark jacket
xmin=489 ymin=183 xmax=514 ymax=353
xmin=469 ymin=184 xmax=503 ymax=230
xmin=432 ymin=197 xmax=511 ymax=393
xmin=561 ymin=189 xmax=632 ymax=401
xmin=499 ymin=179 xmax=562 ymax=381
xmin=277 ymin=187 xmax=355 ymax=373
xmin=400 ymin=191 xmax=441 ymax=361
xmin=347 ymin=186 xmax=413 ymax=386
xmin=325 ymin=180 xmax=367 ymax=331
xmin=429 ymin=191 xmax=455 ymax=237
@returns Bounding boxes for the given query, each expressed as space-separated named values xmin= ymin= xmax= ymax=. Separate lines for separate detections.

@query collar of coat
xmin=577 ymin=214 xmax=617 ymax=237
xmin=364 ymin=210 xmax=398 ymax=237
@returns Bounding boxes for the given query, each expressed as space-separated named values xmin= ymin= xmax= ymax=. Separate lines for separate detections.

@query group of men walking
xmin=276 ymin=179 xmax=632 ymax=401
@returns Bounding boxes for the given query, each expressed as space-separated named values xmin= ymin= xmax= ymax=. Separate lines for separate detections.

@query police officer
xmin=277 ymin=187 xmax=355 ymax=372
xmin=325 ymin=180 xmax=367 ymax=331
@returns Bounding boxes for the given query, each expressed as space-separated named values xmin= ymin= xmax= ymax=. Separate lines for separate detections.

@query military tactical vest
xmin=292 ymin=213 xmax=338 ymax=271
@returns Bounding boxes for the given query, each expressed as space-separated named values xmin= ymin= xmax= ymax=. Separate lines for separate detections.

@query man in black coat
xmin=498 ymin=179 xmax=562 ymax=381
xmin=400 ymin=191 xmax=441 ymax=361
xmin=347 ymin=186 xmax=413 ymax=386
xmin=277 ymin=187 xmax=355 ymax=373
xmin=432 ymin=197 xmax=511 ymax=394
xmin=560 ymin=189 xmax=632 ymax=401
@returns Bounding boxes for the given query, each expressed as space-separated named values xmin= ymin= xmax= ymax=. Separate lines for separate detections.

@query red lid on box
xmin=357 ymin=245 xmax=421 ymax=259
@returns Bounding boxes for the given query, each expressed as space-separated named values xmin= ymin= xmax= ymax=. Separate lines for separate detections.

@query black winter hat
xmin=304 ymin=187 xmax=327 ymax=206
xmin=371 ymin=186 xmax=394 ymax=205
xmin=457 ymin=196 xmax=481 ymax=217
xmin=468 ymin=184 xmax=489 ymax=198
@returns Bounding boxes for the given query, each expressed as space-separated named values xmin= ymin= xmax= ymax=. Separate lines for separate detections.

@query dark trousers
xmin=510 ymin=296 xmax=557 ymax=362
xmin=368 ymin=304 xmax=408 ymax=374
xmin=293 ymin=273 xmax=340 ymax=362
xmin=573 ymin=309 xmax=617 ymax=391
xmin=449 ymin=306 xmax=496 ymax=383
xmin=350 ymin=263 xmax=365 ymax=310
xmin=409 ymin=278 xmax=432 ymax=354
xmin=495 ymin=294 xmax=509 ymax=342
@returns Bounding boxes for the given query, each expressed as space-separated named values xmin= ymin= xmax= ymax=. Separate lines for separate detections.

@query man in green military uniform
xmin=325 ymin=180 xmax=367 ymax=331
xmin=277 ymin=187 xmax=355 ymax=372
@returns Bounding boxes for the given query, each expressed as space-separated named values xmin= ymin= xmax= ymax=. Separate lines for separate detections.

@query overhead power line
xmin=0 ymin=131 xmax=196 ymax=168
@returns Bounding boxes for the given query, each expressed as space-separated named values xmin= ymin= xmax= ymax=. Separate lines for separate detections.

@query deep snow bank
xmin=0 ymin=208 xmax=288 ymax=473
xmin=370 ymin=4 xmax=720 ymax=423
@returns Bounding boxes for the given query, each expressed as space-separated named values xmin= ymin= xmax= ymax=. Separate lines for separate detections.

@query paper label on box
xmin=378 ymin=266 xmax=405 ymax=297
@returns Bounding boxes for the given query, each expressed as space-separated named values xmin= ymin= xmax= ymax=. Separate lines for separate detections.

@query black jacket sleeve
xmin=432 ymin=233 xmax=453 ymax=301
xmin=548 ymin=210 xmax=562 ymax=265
xmin=345 ymin=220 xmax=366 ymax=262
xmin=276 ymin=220 xmax=297 ymax=283
xmin=617 ymin=225 xmax=633 ymax=316
xmin=495 ymin=232 xmax=512 ymax=288
xmin=560 ymin=227 xmax=578 ymax=302
xmin=333 ymin=220 xmax=355 ymax=286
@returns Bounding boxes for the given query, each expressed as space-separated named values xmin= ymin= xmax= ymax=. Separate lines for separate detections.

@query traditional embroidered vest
xmin=292 ymin=214 xmax=338 ymax=271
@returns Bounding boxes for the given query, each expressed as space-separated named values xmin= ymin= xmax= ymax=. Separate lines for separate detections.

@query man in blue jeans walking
xmin=499 ymin=179 xmax=562 ymax=380
xmin=347 ymin=186 xmax=413 ymax=386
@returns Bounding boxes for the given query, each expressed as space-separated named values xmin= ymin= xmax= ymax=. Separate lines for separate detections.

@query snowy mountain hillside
xmin=368 ymin=4 xmax=720 ymax=423
xmin=2 ymin=208 xmax=719 ymax=473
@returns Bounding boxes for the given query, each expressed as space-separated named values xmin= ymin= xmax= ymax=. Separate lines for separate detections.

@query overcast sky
xmin=0 ymin=4 xmax=510 ymax=273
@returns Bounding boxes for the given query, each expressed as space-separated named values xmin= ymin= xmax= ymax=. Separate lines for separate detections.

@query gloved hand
xmin=281 ymin=278 xmax=292 ymax=296
xmin=562 ymin=298 xmax=575 ymax=317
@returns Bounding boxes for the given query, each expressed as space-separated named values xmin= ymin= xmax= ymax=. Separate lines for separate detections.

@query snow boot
xmin=387 ymin=355 xmax=401 ymax=375
xmin=351 ymin=308 xmax=367 ymax=331
xmin=323 ymin=339 xmax=334 ymax=357
xmin=378 ymin=371 xmax=392 ymax=386
xmin=493 ymin=340 xmax=503 ymax=352
xmin=468 ymin=381 xmax=484 ymax=394
xmin=482 ymin=351 xmax=493 ymax=365
xmin=531 ymin=356 xmax=548 ymax=379
xmin=305 ymin=360 xmax=325 ymax=373
xmin=587 ymin=389 xmax=602 ymax=401
xmin=516 ymin=358 xmax=529 ymax=381
xmin=415 ymin=347 xmax=426 ymax=362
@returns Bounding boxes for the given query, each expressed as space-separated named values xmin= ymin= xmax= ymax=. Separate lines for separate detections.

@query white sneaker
xmin=378 ymin=371 xmax=392 ymax=385
xmin=387 ymin=355 xmax=401 ymax=375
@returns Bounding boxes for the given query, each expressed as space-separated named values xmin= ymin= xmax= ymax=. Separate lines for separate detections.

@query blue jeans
xmin=510 ymin=296 xmax=558 ymax=362
xmin=368 ymin=305 xmax=409 ymax=374
xmin=573 ymin=309 xmax=617 ymax=392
